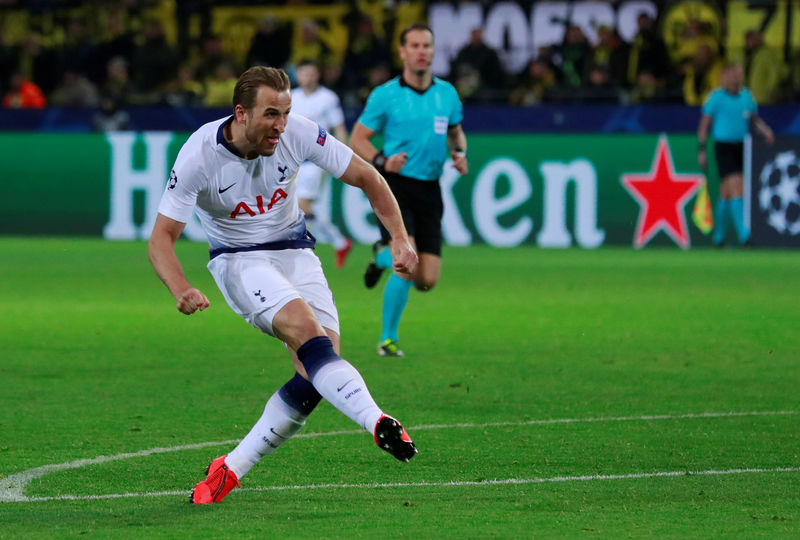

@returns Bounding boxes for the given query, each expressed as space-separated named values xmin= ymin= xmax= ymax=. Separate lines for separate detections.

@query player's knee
xmin=414 ymin=278 xmax=437 ymax=292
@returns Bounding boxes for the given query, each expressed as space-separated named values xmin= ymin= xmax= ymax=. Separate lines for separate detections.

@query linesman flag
xmin=692 ymin=179 xmax=713 ymax=234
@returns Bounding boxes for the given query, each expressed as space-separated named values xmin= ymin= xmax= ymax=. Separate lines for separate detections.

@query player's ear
xmin=234 ymin=104 xmax=248 ymax=123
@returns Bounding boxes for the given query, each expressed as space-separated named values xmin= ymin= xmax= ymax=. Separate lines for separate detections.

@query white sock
xmin=309 ymin=359 xmax=383 ymax=433
xmin=225 ymin=392 xmax=308 ymax=479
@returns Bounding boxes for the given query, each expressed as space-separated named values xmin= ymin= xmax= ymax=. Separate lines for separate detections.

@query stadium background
xmin=2 ymin=0 xmax=800 ymax=248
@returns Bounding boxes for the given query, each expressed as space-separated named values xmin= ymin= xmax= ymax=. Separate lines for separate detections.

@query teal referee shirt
xmin=357 ymin=76 xmax=463 ymax=181
xmin=702 ymin=87 xmax=757 ymax=143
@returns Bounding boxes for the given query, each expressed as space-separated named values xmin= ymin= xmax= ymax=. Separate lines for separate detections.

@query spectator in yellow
xmin=203 ymin=62 xmax=237 ymax=107
xmin=290 ymin=19 xmax=332 ymax=70
xmin=744 ymin=30 xmax=785 ymax=104
xmin=683 ymin=43 xmax=723 ymax=105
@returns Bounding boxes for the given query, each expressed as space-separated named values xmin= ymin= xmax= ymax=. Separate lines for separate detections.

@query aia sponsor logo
xmin=230 ymin=189 xmax=288 ymax=218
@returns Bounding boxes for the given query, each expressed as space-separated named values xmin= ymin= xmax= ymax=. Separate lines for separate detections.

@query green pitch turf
xmin=1 ymin=237 xmax=798 ymax=538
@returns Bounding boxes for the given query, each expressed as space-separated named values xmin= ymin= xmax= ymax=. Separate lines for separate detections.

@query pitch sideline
xmin=2 ymin=409 xmax=797 ymax=503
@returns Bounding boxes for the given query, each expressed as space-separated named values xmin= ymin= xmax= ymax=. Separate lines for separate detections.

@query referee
xmin=350 ymin=22 xmax=468 ymax=357
xmin=697 ymin=61 xmax=774 ymax=246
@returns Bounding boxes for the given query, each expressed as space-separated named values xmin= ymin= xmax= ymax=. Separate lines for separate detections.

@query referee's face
xmin=245 ymin=85 xmax=292 ymax=157
xmin=400 ymin=29 xmax=434 ymax=74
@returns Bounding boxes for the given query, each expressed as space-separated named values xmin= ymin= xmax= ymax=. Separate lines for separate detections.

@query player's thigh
xmin=207 ymin=252 xmax=302 ymax=336
xmin=280 ymin=249 xmax=340 ymax=337
xmin=295 ymin=162 xmax=325 ymax=201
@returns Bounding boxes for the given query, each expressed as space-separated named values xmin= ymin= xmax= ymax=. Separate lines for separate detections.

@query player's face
xmin=245 ymin=85 xmax=292 ymax=156
xmin=296 ymin=64 xmax=319 ymax=90
xmin=399 ymin=29 xmax=434 ymax=74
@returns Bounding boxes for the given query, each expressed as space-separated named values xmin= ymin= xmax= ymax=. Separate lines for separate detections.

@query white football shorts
xmin=295 ymin=161 xmax=328 ymax=200
xmin=207 ymin=249 xmax=339 ymax=337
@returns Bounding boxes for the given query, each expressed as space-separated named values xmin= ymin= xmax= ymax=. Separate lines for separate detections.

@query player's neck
xmin=225 ymin=119 xmax=256 ymax=159
xmin=302 ymin=85 xmax=318 ymax=96
xmin=402 ymin=68 xmax=432 ymax=91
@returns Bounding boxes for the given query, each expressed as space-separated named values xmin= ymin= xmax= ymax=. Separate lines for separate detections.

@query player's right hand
xmin=385 ymin=152 xmax=408 ymax=173
xmin=176 ymin=288 xmax=210 ymax=315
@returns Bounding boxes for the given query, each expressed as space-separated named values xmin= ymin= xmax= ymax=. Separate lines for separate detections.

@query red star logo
xmin=621 ymin=136 xmax=703 ymax=249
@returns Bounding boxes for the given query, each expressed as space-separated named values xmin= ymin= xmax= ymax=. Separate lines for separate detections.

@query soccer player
xmin=148 ymin=66 xmax=419 ymax=505
xmin=697 ymin=61 xmax=774 ymax=246
xmin=350 ymin=23 xmax=468 ymax=357
xmin=291 ymin=58 xmax=353 ymax=267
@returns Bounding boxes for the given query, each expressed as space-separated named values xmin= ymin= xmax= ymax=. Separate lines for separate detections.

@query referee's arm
xmin=447 ymin=124 xmax=468 ymax=175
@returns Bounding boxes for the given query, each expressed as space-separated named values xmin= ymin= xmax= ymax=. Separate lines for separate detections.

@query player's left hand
xmin=390 ymin=238 xmax=418 ymax=277
xmin=451 ymin=151 xmax=468 ymax=175
xmin=765 ymin=130 xmax=775 ymax=145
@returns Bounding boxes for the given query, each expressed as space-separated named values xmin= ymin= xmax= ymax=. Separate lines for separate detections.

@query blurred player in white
xmin=148 ymin=66 xmax=419 ymax=505
xmin=291 ymin=59 xmax=353 ymax=267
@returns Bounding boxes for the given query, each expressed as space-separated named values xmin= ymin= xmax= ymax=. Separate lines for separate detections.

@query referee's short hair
xmin=234 ymin=66 xmax=290 ymax=110
xmin=400 ymin=23 xmax=433 ymax=45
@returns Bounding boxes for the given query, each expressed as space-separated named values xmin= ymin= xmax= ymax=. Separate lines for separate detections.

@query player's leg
xmin=272 ymin=298 xmax=417 ymax=462
xmin=276 ymin=250 xmax=416 ymax=457
xmin=193 ymin=253 xmax=323 ymax=504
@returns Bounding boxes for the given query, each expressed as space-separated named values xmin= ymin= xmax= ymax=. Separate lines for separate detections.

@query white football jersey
xmin=158 ymin=114 xmax=353 ymax=250
xmin=290 ymin=86 xmax=345 ymax=130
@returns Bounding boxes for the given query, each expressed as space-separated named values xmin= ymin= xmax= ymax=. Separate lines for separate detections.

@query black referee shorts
xmin=714 ymin=141 xmax=744 ymax=179
xmin=379 ymin=172 xmax=444 ymax=256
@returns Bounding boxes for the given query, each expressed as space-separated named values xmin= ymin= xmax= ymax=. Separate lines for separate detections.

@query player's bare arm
xmin=338 ymin=154 xmax=418 ymax=275
xmin=148 ymin=213 xmax=210 ymax=315
xmin=447 ymin=124 xmax=468 ymax=175
xmin=350 ymin=122 xmax=407 ymax=173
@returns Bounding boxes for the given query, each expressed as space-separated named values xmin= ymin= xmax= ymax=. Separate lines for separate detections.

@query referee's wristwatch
xmin=372 ymin=151 xmax=386 ymax=171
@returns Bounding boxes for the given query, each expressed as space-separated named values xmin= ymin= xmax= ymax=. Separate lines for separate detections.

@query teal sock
xmin=712 ymin=199 xmax=729 ymax=245
xmin=728 ymin=198 xmax=749 ymax=243
xmin=381 ymin=273 xmax=412 ymax=342
xmin=376 ymin=246 xmax=393 ymax=269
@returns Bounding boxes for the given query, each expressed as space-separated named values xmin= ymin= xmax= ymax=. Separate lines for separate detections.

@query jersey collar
xmin=399 ymin=76 xmax=433 ymax=95
xmin=217 ymin=115 xmax=245 ymax=158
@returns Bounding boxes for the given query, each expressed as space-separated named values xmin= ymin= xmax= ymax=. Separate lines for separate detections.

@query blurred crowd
xmin=1 ymin=1 xmax=799 ymax=129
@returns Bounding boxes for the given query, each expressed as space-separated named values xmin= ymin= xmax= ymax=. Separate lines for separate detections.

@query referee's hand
xmin=451 ymin=150 xmax=468 ymax=175
xmin=385 ymin=152 xmax=408 ymax=173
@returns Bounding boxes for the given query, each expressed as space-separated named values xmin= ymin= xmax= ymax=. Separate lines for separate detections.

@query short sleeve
xmin=701 ymin=90 xmax=719 ymax=116
xmin=448 ymin=84 xmax=464 ymax=126
xmin=157 ymin=144 xmax=205 ymax=223
xmin=745 ymin=89 xmax=758 ymax=113
xmin=357 ymin=85 xmax=387 ymax=132
xmin=290 ymin=113 xmax=353 ymax=179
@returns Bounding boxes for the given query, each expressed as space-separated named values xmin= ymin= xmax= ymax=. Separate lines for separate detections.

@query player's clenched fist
xmin=176 ymin=288 xmax=210 ymax=315
xmin=390 ymin=238 xmax=418 ymax=277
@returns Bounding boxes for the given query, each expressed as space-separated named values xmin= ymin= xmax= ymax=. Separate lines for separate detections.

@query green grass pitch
xmin=1 ymin=237 xmax=799 ymax=538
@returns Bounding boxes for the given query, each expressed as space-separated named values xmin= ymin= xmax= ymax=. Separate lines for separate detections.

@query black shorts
xmin=714 ymin=141 xmax=744 ymax=179
xmin=379 ymin=173 xmax=444 ymax=256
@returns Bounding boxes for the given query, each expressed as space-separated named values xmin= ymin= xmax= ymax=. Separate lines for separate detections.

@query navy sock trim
xmin=278 ymin=372 xmax=322 ymax=416
xmin=296 ymin=336 xmax=339 ymax=379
